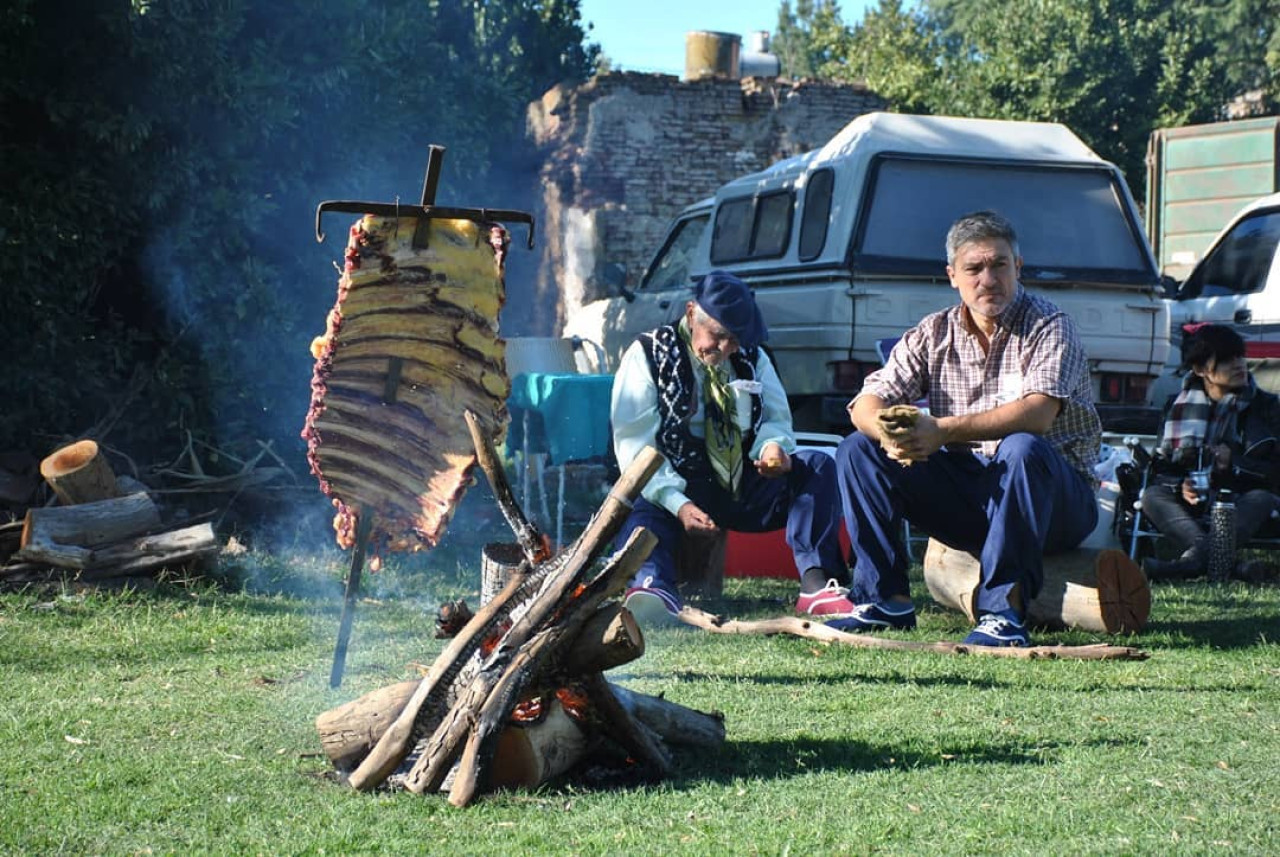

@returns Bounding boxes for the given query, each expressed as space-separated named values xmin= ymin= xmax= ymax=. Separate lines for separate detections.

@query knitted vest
xmin=638 ymin=324 xmax=764 ymax=484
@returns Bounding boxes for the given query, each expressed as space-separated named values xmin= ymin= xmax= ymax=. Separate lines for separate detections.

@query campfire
xmin=315 ymin=415 xmax=724 ymax=804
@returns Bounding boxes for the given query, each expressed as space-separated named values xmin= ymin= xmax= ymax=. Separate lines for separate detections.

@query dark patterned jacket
xmin=637 ymin=324 xmax=765 ymax=487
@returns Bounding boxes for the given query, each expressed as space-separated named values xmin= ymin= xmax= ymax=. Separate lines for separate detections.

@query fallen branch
xmin=677 ymin=607 xmax=1149 ymax=661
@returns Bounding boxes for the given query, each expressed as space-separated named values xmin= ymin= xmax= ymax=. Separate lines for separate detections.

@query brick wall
xmin=524 ymin=72 xmax=886 ymax=333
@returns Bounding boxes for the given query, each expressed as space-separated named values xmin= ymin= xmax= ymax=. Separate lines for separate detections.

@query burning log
xmin=560 ymin=603 xmax=644 ymax=676
xmin=489 ymin=692 xmax=590 ymax=790
xmin=438 ymin=529 xmax=658 ymax=805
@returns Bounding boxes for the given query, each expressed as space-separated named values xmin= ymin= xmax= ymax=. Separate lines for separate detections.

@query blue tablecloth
xmin=507 ymin=372 xmax=614 ymax=465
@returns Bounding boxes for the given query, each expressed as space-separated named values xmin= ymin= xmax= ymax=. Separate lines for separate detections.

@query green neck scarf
xmin=679 ymin=317 xmax=742 ymax=496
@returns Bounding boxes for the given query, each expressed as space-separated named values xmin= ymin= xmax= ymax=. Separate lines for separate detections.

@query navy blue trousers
xmin=835 ymin=432 xmax=1097 ymax=615
xmin=618 ymin=449 xmax=846 ymax=591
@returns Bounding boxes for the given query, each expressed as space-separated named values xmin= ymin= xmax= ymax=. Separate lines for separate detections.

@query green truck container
xmin=1145 ymin=116 xmax=1280 ymax=281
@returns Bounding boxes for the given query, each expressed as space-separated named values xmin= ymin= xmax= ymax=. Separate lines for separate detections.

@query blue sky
xmin=578 ymin=1 xmax=876 ymax=77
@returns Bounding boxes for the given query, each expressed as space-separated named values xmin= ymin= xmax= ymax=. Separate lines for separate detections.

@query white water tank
xmin=740 ymin=30 xmax=780 ymax=78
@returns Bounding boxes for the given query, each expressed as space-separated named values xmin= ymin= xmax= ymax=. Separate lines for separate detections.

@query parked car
xmin=564 ymin=112 xmax=1171 ymax=433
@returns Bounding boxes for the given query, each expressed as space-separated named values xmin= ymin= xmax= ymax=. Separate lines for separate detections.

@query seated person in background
xmin=835 ymin=210 xmax=1101 ymax=647
xmin=1140 ymin=324 xmax=1280 ymax=579
xmin=611 ymin=270 xmax=849 ymax=627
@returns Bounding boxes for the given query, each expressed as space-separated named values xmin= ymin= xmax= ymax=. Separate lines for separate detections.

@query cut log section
xmin=922 ymin=538 xmax=1150 ymax=634
xmin=317 ymin=680 xmax=419 ymax=773
xmin=560 ymin=604 xmax=644 ymax=676
xmin=480 ymin=541 xmax=524 ymax=606
xmin=608 ymin=681 xmax=726 ymax=748
xmin=40 ymin=440 xmax=120 ymax=505
xmin=490 ymin=695 xmax=589 ymax=790
xmin=18 ymin=493 xmax=162 ymax=569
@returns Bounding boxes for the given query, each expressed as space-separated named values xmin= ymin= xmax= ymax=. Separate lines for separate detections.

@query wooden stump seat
xmin=923 ymin=538 xmax=1150 ymax=634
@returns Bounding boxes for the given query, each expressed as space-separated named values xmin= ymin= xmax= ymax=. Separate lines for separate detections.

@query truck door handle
xmin=658 ymin=299 xmax=671 ymax=309
xmin=1235 ymin=309 xmax=1252 ymax=324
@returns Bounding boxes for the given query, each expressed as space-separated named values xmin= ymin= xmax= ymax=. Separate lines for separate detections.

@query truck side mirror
xmin=1159 ymin=274 xmax=1180 ymax=299
xmin=601 ymin=262 xmax=634 ymax=302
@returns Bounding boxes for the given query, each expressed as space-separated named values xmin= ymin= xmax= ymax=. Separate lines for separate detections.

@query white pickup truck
xmin=565 ymin=112 xmax=1171 ymax=434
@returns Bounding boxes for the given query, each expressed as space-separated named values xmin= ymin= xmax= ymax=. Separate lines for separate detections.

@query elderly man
xmin=834 ymin=210 xmax=1102 ymax=646
xmin=612 ymin=270 xmax=848 ymax=626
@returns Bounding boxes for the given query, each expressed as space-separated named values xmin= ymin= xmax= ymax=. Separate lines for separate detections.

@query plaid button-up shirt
xmin=854 ymin=287 xmax=1102 ymax=483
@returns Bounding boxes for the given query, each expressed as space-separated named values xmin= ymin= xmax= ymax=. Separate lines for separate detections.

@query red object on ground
xmin=724 ymin=523 xmax=852 ymax=579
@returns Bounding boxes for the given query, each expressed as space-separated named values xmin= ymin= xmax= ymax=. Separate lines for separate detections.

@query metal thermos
xmin=1208 ymin=489 xmax=1236 ymax=582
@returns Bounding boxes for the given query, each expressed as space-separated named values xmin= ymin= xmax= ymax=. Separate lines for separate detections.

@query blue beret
xmin=693 ymin=270 xmax=768 ymax=350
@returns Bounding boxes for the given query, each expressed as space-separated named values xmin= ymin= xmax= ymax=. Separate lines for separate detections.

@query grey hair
xmin=945 ymin=210 xmax=1020 ymax=264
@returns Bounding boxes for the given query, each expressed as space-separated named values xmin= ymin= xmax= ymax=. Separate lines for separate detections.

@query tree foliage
xmin=773 ymin=0 xmax=848 ymax=80
xmin=777 ymin=0 xmax=1276 ymax=189
xmin=0 ymin=0 xmax=597 ymax=468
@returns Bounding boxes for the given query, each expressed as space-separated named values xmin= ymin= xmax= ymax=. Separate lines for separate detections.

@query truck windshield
xmin=641 ymin=213 xmax=710 ymax=290
xmin=856 ymin=157 xmax=1153 ymax=283
xmin=1178 ymin=208 xmax=1280 ymax=299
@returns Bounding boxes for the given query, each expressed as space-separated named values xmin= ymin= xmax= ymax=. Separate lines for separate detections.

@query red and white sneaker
xmin=796 ymin=579 xmax=857 ymax=617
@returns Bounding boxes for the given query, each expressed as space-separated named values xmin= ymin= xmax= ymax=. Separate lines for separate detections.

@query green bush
xmin=0 ymin=0 xmax=596 ymax=474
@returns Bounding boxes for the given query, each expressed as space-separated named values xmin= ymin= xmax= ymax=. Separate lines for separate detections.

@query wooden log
xmin=316 ymin=680 xmax=419 ymax=772
xmin=579 ymin=672 xmax=672 ymax=778
xmin=344 ymin=557 xmax=536 ymax=791
xmin=560 ymin=603 xmax=644 ymax=676
xmin=40 ymin=440 xmax=120 ymax=505
xmin=489 ymin=696 xmax=589 ymax=790
xmin=607 ymin=681 xmax=726 ymax=748
xmin=17 ymin=493 xmax=162 ymax=569
xmin=922 ymin=539 xmax=1150 ymax=634
xmin=678 ymin=605 xmax=1149 ymax=660
xmin=480 ymin=542 xmax=523 ymax=606
xmin=85 ymin=523 xmax=218 ymax=576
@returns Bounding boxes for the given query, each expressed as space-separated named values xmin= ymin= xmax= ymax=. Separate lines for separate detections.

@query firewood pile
xmin=314 ymin=415 xmax=726 ymax=806
xmin=0 ymin=439 xmax=222 ymax=592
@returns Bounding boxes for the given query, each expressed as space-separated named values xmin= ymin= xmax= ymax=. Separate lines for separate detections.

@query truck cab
xmin=565 ymin=112 xmax=1170 ymax=434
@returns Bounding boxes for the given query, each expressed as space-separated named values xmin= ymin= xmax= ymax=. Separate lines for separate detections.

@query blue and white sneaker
xmin=623 ymin=576 xmax=682 ymax=628
xmin=825 ymin=601 xmax=917 ymax=632
xmin=963 ymin=610 xmax=1030 ymax=647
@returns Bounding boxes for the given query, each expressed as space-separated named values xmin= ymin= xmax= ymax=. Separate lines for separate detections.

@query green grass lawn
xmin=1 ymin=548 xmax=1277 ymax=856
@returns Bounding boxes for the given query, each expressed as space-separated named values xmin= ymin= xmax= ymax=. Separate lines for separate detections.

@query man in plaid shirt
xmin=830 ymin=210 xmax=1102 ymax=646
